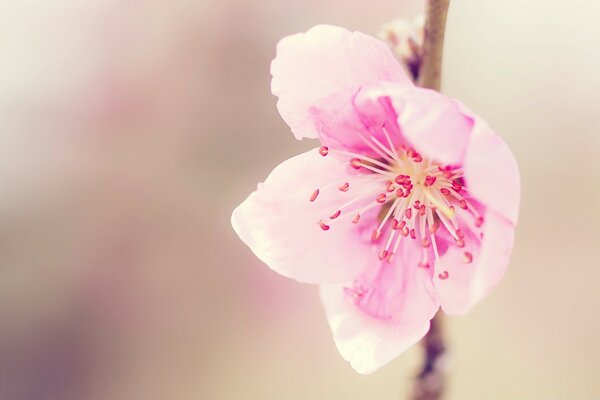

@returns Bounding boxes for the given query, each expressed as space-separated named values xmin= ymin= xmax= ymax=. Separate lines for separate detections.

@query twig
xmin=409 ymin=314 xmax=448 ymax=400
xmin=416 ymin=0 xmax=450 ymax=90
xmin=410 ymin=1 xmax=451 ymax=399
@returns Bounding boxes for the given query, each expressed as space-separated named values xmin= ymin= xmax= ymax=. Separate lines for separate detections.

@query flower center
xmin=310 ymin=128 xmax=483 ymax=278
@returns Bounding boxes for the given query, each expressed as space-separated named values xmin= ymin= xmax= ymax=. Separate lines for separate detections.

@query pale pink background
xmin=0 ymin=0 xmax=599 ymax=399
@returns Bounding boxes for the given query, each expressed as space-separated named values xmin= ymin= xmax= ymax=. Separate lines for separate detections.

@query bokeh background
xmin=1 ymin=0 xmax=599 ymax=399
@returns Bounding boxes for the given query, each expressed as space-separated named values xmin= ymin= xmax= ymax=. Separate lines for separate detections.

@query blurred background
xmin=0 ymin=0 xmax=599 ymax=399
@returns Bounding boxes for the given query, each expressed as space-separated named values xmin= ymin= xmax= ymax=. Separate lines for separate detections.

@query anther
xmin=371 ymin=230 xmax=382 ymax=242
xmin=441 ymin=188 xmax=451 ymax=195
xmin=376 ymin=193 xmax=387 ymax=204
xmin=409 ymin=229 xmax=416 ymax=239
xmin=418 ymin=261 xmax=430 ymax=269
xmin=452 ymin=181 xmax=463 ymax=192
xmin=349 ymin=158 xmax=362 ymax=169
xmin=378 ymin=250 xmax=389 ymax=260
xmin=422 ymin=237 xmax=431 ymax=248
xmin=385 ymin=181 xmax=395 ymax=192
xmin=438 ymin=271 xmax=449 ymax=280
xmin=424 ymin=175 xmax=437 ymax=187
xmin=309 ymin=189 xmax=319 ymax=202
xmin=429 ymin=222 xmax=440 ymax=233
xmin=329 ymin=210 xmax=341 ymax=219
xmin=459 ymin=199 xmax=468 ymax=209
xmin=352 ymin=214 xmax=361 ymax=224
xmin=395 ymin=174 xmax=409 ymax=184
xmin=462 ymin=252 xmax=473 ymax=264
xmin=405 ymin=208 xmax=412 ymax=219
xmin=319 ymin=221 xmax=330 ymax=231
xmin=318 ymin=146 xmax=329 ymax=156
xmin=338 ymin=182 xmax=350 ymax=192
xmin=475 ymin=216 xmax=484 ymax=228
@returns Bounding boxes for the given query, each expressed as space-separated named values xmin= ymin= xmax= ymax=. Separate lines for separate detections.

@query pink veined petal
xmin=271 ymin=25 xmax=412 ymax=140
xmin=462 ymin=112 xmax=521 ymax=225
xmin=319 ymin=240 xmax=440 ymax=374
xmin=309 ymin=85 xmax=404 ymax=156
xmin=231 ymin=148 xmax=380 ymax=284
xmin=309 ymin=83 xmax=473 ymax=164
xmin=433 ymin=209 xmax=515 ymax=315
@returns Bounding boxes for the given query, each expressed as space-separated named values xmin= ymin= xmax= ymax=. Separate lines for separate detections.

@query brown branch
xmin=409 ymin=314 xmax=448 ymax=400
xmin=410 ymin=1 xmax=451 ymax=399
xmin=416 ymin=0 xmax=450 ymax=90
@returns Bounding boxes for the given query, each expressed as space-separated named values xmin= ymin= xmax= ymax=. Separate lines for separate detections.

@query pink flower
xmin=231 ymin=25 xmax=520 ymax=374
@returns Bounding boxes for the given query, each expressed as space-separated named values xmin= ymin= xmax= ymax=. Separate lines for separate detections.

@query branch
xmin=409 ymin=314 xmax=448 ymax=400
xmin=416 ymin=0 xmax=450 ymax=90
xmin=410 ymin=1 xmax=451 ymax=399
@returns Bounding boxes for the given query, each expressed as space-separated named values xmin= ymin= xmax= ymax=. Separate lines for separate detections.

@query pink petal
xmin=309 ymin=85 xmax=404 ymax=156
xmin=309 ymin=83 xmax=473 ymax=165
xmin=271 ymin=25 xmax=412 ymax=140
xmin=433 ymin=209 xmax=515 ymax=314
xmin=462 ymin=112 xmax=520 ymax=225
xmin=319 ymin=240 xmax=439 ymax=374
xmin=231 ymin=148 xmax=380 ymax=284
xmin=388 ymin=84 xmax=473 ymax=166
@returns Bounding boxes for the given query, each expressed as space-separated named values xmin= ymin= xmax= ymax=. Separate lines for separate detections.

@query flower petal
xmin=271 ymin=25 xmax=412 ymax=140
xmin=309 ymin=85 xmax=404 ymax=156
xmin=231 ymin=148 xmax=380 ymax=284
xmin=309 ymin=83 xmax=473 ymax=165
xmin=388 ymin=84 xmax=473 ymax=166
xmin=319 ymin=240 xmax=439 ymax=374
xmin=462 ymin=112 xmax=520 ymax=225
xmin=433 ymin=209 xmax=515 ymax=314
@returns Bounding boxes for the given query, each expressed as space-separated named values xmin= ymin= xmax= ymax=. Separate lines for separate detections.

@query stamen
xmin=370 ymin=135 xmax=399 ymax=162
xmin=349 ymin=129 xmax=395 ymax=163
xmin=462 ymin=252 xmax=473 ymax=264
xmin=424 ymin=175 xmax=437 ymax=187
xmin=330 ymin=149 xmax=393 ymax=171
xmin=350 ymin=158 xmax=362 ymax=169
xmin=371 ymin=230 xmax=382 ymax=242
xmin=377 ymin=198 xmax=401 ymax=233
xmin=311 ymin=137 xmax=482 ymax=266
xmin=378 ymin=249 xmax=389 ymax=260
xmin=381 ymin=125 xmax=398 ymax=160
